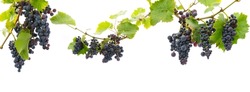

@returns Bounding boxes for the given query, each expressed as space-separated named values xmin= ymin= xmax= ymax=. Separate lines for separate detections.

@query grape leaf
xmin=0 ymin=10 xmax=10 ymax=22
xmin=50 ymin=11 xmax=76 ymax=26
xmin=6 ymin=14 xmax=17 ymax=30
xmin=1 ymin=28 xmax=8 ymax=37
xmin=68 ymin=37 xmax=77 ymax=50
xmin=15 ymin=29 xmax=31 ymax=60
xmin=186 ymin=17 xmax=199 ymax=30
xmin=192 ymin=25 xmax=202 ymax=43
xmin=210 ymin=14 xmax=226 ymax=51
xmin=131 ymin=8 xmax=145 ymax=18
xmin=136 ymin=20 xmax=142 ymax=26
xmin=68 ymin=37 xmax=88 ymax=55
xmin=117 ymin=22 xmax=139 ymax=39
xmin=198 ymin=0 xmax=221 ymax=7
xmin=233 ymin=13 xmax=249 ymax=44
xmin=204 ymin=6 xmax=214 ymax=13
xmin=96 ymin=21 xmax=113 ymax=34
xmin=78 ymin=44 xmax=88 ymax=55
xmin=109 ymin=10 xmax=127 ymax=19
xmin=1 ymin=0 xmax=13 ymax=4
xmin=142 ymin=17 xmax=151 ymax=29
xmin=147 ymin=0 xmax=152 ymax=6
xmin=30 ymin=0 xmax=48 ymax=12
xmin=0 ymin=4 xmax=15 ymax=22
xmin=177 ymin=5 xmax=184 ymax=10
xmin=150 ymin=0 xmax=175 ymax=25
xmin=186 ymin=18 xmax=201 ymax=43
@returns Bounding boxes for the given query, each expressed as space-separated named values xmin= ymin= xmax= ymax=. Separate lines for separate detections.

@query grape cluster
xmin=168 ymin=26 xmax=192 ymax=65
xmin=222 ymin=14 xmax=237 ymax=51
xmin=71 ymin=34 xmax=124 ymax=63
xmin=86 ymin=38 xmax=101 ymax=59
xmin=14 ymin=1 xmax=56 ymax=50
xmin=9 ymin=1 xmax=56 ymax=72
xmin=9 ymin=41 xmax=25 ymax=72
xmin=72 ymin=36 xmax=88 ymax=54
xmin=199 ymin=19 xmax=215 ymax=59
xmin=100 ymin=42 xmax=124 ymax=63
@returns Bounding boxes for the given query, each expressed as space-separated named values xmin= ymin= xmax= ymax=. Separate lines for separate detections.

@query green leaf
xmin=177 ymin=5 xmax=184 ymax=10
xmin=68 ymin=37 xmax=88 ymax=55
xmin=186 ymin=18 xmax=201 ymax=43
xmin=131 ymin=8 xmax=145 ymax=18
xmin=142 ymin=17 xmax=151 ymax=29
xmin=186 ymin=17 xmax=199 ymax=30
xmin=210 ymin=14 xmax=227 ymax=51
xmin=198 ymin=0 xmax=221 ymax=7
xmin=50 ymin=11 xmax=76 ymax=26
xmin=136 ymin=20 xmax=142 ymax=26
xmin=233 ymin=13 xmax=249 ymax=44
xmin=15 ymin=29 xmax=31 ymax=60
xmin=0 ymin=4 xmax=15 ymax=22
xmin=1 ymin=28 xmax=8 ymax=37
xmin=150 ymin=0 xmax=175 ymax=25
xmin=147 ymin=0 xmax=152 ymax=6
xmin=5 ymin=14 xmax=17 ymax=30
xmin=30 ymin=0 xmax=48 ymax=12
xmin=117 ymin=22 xmax=139 ymax=39
xmin=204 ymin=6 xmax=214 ymax=13
xmin=120 ymin=18 xmax=131 ymax=23
xmin=0 ymin=10 xmax=10 ymax=22
xmin=68 ymin=37 xmax=77 ymax=50
xmin=109 ymin=10 xmax=127 ymax=19
xmin=192 ymin=25 xmax=203 ymax=43
xmin=1 ymin=0 xmax=13 ymax=4
xmin=96 ymin=21 xmax=113 ymax=34
xmin=78 ymin=44 xmax=88 ymax=55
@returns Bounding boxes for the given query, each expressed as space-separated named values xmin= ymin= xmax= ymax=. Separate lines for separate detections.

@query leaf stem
xmin=196 ymin=0 xmax=238 ymax=20
xmin=67 ymin=25 xmax=105 ymax=40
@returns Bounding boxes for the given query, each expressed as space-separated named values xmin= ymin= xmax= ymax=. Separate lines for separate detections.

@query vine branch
xmin=0 ymin=5 xmax=21 ymax=49
xmin=67 ymin=25 xmax=105 ymax=40
xmin=196 ymin=0 xmax=239 ymax=20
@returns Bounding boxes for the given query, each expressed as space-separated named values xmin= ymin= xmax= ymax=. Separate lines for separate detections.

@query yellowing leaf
xmin=50 ymin=11 xmax=76 ymax=26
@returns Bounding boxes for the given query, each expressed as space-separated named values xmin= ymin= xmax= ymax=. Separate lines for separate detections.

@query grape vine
xmin=0 ymin=0 xmax=249 ymax=72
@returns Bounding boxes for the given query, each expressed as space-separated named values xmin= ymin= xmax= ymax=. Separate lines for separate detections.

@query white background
xmin=0 ymin=0 xmax=250 ymax=92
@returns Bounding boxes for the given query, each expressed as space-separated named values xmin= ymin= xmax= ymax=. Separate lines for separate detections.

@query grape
xmin=222 ymin=14 xmax=237 ymax=51
xmin=86 ymin=38 xmax=101 ymax=59
xmin=171 ymin=52 xmax=176 ymax=57
xmin=191 ymin=9 xmax=197 ymax=17
xmin=168 ymin=26 xmax=192 ymax=65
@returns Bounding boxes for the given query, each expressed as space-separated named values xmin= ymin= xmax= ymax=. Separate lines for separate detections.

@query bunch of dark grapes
xmin=72 ymin=36 xmax=88 ymax=54
xmin=199 ymin=19 xmax=215 ymax=59
xmin=168 ymin=26 xmax=192 ymax=65
xmin=85 ymin=38 xmax=101 ymax=59
xmin=222 ymin=14 xmax=237 ymax=51
xmin=100 ymin=42 xmax=124 ymax=63
xmin=14 ymin=1 xmax=56 ymax=50
xmin=9 ymin=41 xmax=25 ymax=72
xmin=9 ymin=1 xmax=56 ymax=72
